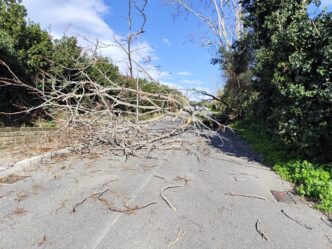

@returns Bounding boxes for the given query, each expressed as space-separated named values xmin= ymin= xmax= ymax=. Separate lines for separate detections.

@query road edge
xmin=0 ymin=146 xmax=77 ymax=178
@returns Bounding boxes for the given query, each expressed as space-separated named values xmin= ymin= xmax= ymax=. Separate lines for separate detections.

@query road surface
xmin=0 ymin=126 xmax=331 ymax=249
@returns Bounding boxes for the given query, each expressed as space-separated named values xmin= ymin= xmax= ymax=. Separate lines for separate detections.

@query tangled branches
xmin=0 ymin=55 xmax=224 ymax=157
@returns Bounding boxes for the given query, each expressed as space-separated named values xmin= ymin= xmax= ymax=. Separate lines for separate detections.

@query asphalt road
xmin=0 ymin=127 xmax=331 ymax=249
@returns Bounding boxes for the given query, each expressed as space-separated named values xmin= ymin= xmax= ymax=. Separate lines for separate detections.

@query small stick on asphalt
xmin=234 ymin=176 xmax=247 ymax=184
xmin=72 ymin=188 xmax=109 ymax=213
xmin=94 ymin=188 xmax=110 ymax=199
xmin=72 ymin=197 xmax=89 ymax=213
xmin=98 ymin=197 xmax=157 ymax=213
xmin=325 ymin=235 xmax=332 ymax=244
xmin=240 ymin=172 xmax=259 ymax=178
xmin=102 ymin=179 xmax=119 ymax=187
xmin=168 ymin=228 xmax=185 ymax=247
xmin=160 ymin=185 xmax=185 ymax=212
xmin=123 ymin=201 xmax=158 ymax=212
xmin=37 ymin=235 xmax=47 ymax=247
xmin=321 ymin=218 xmax=332 ymax=228
xmin=154 ymin=174 xmax=173 ymax=180
xmin=225 ymin=192 xmax=267 ymax=201
xmin=281 ymin=210 xmax=313 ymax=230
xmin=255 ymin=219 xmax=269 ymax=242
xmin=197 ymin=169 xmax=208 ymax=172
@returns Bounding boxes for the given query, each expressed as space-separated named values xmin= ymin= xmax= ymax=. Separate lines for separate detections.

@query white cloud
xmin=177 ymin=71 xmax=192 ymax=76
xmin=162 ymin=38 xmax=171 ymax=47
xmin=180 ymin=79 xmax=203 ymax=85
xmin=22 ymin=0 xmax=166 ymax=80
xmin=321 ymin=0 xmax=332 ymax=7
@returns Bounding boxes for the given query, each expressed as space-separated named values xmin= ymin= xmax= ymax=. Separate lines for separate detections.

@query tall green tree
xmin=240 ymin=0 xmax=332 ymax=161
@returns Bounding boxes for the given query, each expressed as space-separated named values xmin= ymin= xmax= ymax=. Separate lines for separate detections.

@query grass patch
xmin=231 ymin=119 xmax=332 ymax=213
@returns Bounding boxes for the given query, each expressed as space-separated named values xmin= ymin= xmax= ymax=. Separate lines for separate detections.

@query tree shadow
xmin=207 ymin=127 xmax=265 ymax=164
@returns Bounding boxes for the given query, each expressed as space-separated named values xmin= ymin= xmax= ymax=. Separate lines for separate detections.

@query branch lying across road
xmin=225 ymin=192 xmax=267 ymax=201
xmin=160 ymin=185 xmax=185 ymax=212
xmin=255 ymin=219 xmax=269 ymax=242
xmin=281 ymin=209 xmax=313 ymax=230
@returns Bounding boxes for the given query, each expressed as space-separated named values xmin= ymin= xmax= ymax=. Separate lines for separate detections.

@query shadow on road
xmin=207 ymin=127 xmax=265 ymax=164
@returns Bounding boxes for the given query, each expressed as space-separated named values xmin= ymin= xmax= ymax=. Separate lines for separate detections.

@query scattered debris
xmin=321 ymin=218 xmax=332 ymax=228
xmin=94 ymin=188 xmax=110 ymax=199
xmin=179 ymin=216 xmax=204 ymax=232
xmin=218 ymin=207 xmax=226 ymax=215
xmin=196 ymin=169 xmax=208 ymax=172
xmin=154 ymin=174 xmax=173 ymax=180
xmin=234 ymin=176 xmax=247 ymax=184
xmin=4 ymin=207 xmax=28 ymax=219
xmin=54 ymin=200 xmax=67 ymax=214
xmin=15 ymin=192 xmax=29 ymax=203
xmin=186 ymin=149 xmax=200 ymax=162
xmin=240 ymin=172 xmax=259 ymax=178
xmin=154 ymin=175 xmax=192 ymax=185
xmin=141 ymin=164 xmax=158 ymax=171
xmin=325 ymin=235 xmax=332 ymax=244
xmin=160 ymin=185 xmax=185 ymax=212
xmin=72 ymin=188 xmax=109 ymax=213
xmin=255 ymin=219 xmax=269 ymax=242
xmin=98 ymin=197 xmax=157 ymax=213
xmin=168 ymin=228 xmax=185 ymax=247
xmin=102 ymin=178 xmax=119 ymax=186
xmin=281 ymin=210 xmax=313 ymax=230
xmin=37 ymin=235 xmax=47 ymax=247
xmin=0 ymin=175 xmax=29 ymax=184
xmin=225 ymin=192 xmax=267 ymax=201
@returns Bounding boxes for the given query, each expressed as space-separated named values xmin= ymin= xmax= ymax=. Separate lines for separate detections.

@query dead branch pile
xmin=0 ymin=57 xmax=223 ymax=157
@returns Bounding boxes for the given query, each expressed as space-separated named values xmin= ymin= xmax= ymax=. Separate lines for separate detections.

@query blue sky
xmin=22 ymin=0 xmax=332 ymax=97
xmin=107 ymin=1 xmax=222 ymax=93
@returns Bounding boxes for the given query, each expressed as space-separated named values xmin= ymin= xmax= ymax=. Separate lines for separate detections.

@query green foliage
xmin=0 ymin=0 xmax=53 ymax=79
xmin=239 ymin=0 xmax=332 ymax=162
xmin=215 ymin=34 xmax=256 ymax=120
xmin=274 ymin=161 xmax=332 ymax=212
xmin=233 ymin=119 xmax=332 ymax=213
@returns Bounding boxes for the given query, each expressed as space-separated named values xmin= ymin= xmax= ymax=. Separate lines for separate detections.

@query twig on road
xmin=281 ymin=210 xmax=313 ymax=230
xmin=225 ymin=192 xmax=267 ymax=201
xmin=240 ymin=172 xmax=259 ymax=178
xmin=102 ymin=179 xmax=119 ymax=187
xmin=72 ymin=188 xmax=109 ymax=213
xmin=325 ymin=235 xmax=332 ymax=244
xmin=197 ymin=169 xmax=209 ymax=172
xmin=54 ymin=199 xmax=67 ymax=214
xmin=154 ymin=174 xmax=173 ymax=180
xmin=95 ymin=188 xmax=110 ymax=199
xmin=255 ymin=219 xmax=269 ymax=242
xmin=234 ymin=176 xmax=247 ymax=184
xmin=168 ymin=228 xmax=185 ymax=247
xmin=98 ymin=197 xmax=157 ymax=213
xmin=36 ymin=235 xmax=47 ymax=247
xmin=321 ymin=218 xmax=332 ymax=228
xmin=160 ymin=185 xmax=185 ymax=212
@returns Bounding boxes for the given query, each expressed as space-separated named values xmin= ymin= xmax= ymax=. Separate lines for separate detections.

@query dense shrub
xmin=239 ymin=0 xmax=332 ymax=162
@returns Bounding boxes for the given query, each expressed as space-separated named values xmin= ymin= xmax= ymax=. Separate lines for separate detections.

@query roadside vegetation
xmin=232 ymin=120 xmax=331 ymax=213
xmin=0 ymin=0 xmax=179 ymax=126
xmin=212 ymin=0 xmax=332 ymax=213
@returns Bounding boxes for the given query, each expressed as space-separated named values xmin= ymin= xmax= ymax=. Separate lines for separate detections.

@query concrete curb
xmin=0 ymin=147 xmax=76 ymax=178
